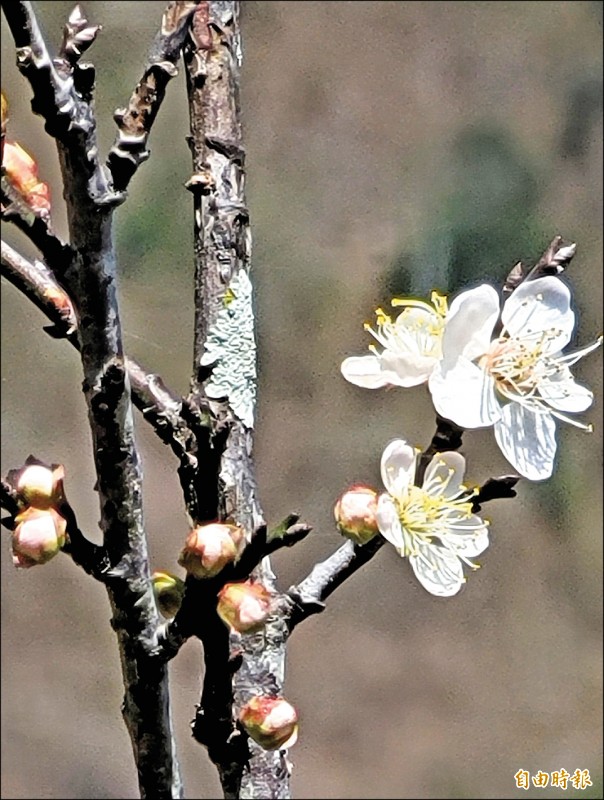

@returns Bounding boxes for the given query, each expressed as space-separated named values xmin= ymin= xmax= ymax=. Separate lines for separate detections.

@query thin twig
xmin=503 ymin=235 xmax=577 ymax=295
xmin=1 ymin=240 xmax=208 ymax=522
xmin=286 ymin=537 xmax=386 ymax=630
xmin=107 ymin=1 xmax=201 ymax=191
xmin=1 ymin=175 xmax=73 ymax=267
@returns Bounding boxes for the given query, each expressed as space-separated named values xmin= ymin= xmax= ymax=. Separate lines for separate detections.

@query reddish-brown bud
xmin=239 ymin=695 xmax=299 ymax=751
xmin=334 ymin=485 xmax=379 ymax=545
xmin=178 ymin=523 xmax=243 ymax=578
xmin=12 ymin=507 xmax=66 ymax=568
xmin=217 ymin=581 xmax=273 ymax=633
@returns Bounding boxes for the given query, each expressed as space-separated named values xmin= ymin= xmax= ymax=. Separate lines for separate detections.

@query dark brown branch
xmin=59 ymin=506 xmax=109 ymax=579
xmin=471 ymin=475 xmax=519 ymax=512
xmin=2 ymin=3 xmax=183 ymax=795
xmin=416 ymin=415 xmax=465 ymax=485
xmin=1 ymin=239 xmax=78 ymax=338
xmin=1 ymin=175 xmax=73 ymax=268
xmin=0 ymin=479 xmax=20 ymax=517
xmin=183 ymin=5 xmax=294 ymax=793
xmin=107 ymin=1 xmax=200 ymax=191
xmin=286 ymin=537 xmax=386 ymax=630
xmin=1 ymin=240 xmax=209 ymax=523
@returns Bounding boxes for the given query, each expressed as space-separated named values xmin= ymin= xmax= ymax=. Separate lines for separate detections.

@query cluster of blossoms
xmin=337 ymin=267 xmax=601 ymax=595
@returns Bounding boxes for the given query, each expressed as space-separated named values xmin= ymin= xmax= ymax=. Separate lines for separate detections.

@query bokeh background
xmin=1 ymin=2 xmax=602 ymax=798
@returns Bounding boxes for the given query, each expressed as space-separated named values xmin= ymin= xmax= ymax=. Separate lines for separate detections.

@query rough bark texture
xmin=183 ymin=2 xmax=292 ymax=797
xmin=2 ymin=3 xmax=183 ymax=797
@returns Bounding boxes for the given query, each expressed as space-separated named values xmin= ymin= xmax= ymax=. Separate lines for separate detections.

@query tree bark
xmin=184 ymin=2 xmax=292 ymax=796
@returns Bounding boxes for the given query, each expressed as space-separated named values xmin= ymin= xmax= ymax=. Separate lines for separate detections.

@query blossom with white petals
xmin=377 ymin=439 xmax=489 ymax=597
xmin=341 ymin=292 xmax=447 ymax=389
xmin=428 ymin=277 xmax=602 ymax=480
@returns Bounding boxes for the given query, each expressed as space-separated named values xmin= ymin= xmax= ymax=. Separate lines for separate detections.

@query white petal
xmin=409 ymin=541 xmax=465 ymax=597
xmin=441 ymin=285 xmax=500 ymax=367
xmin=494 ymin=403 xmax=558 ymax=480
xmin=341 ymin=355 xmax=395 ymax=388
xmin=379 ymin=351 xmax=437 ymax=386
xmin=538 ymin=370 xmax=594 ymax=413
xmin=429 ymin=359 xmax=501 ymax=428
xmin=422 ymin=451 xmax=467 ymax=498
xmin=445 ymin=524 xmax=490 ymax=558
xmin=380 ymin=439 xmax=417 ymax=497
xmin=501 ymin=277 xmax=574 ymax=351
xmin=376 ymin=494 xmax=404 ymax=549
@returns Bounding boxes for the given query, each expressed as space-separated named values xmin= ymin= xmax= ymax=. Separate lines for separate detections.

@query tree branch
xmin=183 ymin=3 xmax=296 ymax=795
xmin=1 ymin=239 xmax=204 ymax=487
xmin=107 ymin=0 xmax=201 ymax=191
xmin=2 ymin=3 xmax=183 ymax=795
xmin=503 ymin=234 xmax=577 ymax=295
xmin=286 ymin=537 xmax=386 ymax=630
xmin=1 ymin=174 xmax=73 ymax=267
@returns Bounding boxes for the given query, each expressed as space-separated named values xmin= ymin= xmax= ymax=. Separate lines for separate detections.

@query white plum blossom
xmin=377 ymin=439 xmax=489 ymax=597
xmin=341 ymin=292 xmax=447 ymax=389
xmin=428 ymin=277 xmax=602 ymax=481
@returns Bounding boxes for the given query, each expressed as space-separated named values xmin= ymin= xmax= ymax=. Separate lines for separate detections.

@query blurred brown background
xmin=1 ymin=2 xmax=602 ymax=798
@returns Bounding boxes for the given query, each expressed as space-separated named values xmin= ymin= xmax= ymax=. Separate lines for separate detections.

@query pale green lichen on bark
xmin=201 ymin=268 xmax=257 ymax=428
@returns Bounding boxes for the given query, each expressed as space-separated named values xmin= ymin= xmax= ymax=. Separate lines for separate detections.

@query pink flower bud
xmin=334 ymin=485 xmax=379 ymax=545
xmin=239 ymin=696 xmax=299 ymax=751
xmin=152 ymin=571 xmax=185 ymax=618
xmin=177 ymin=523 xmax=243 ymax=578
xmin=217 ymin=581 xmax=273 ymax=633
xmin=16 ymin=462 xmax=65 ymax=510
xmin=12 ymin=507 xmax=66 ymax=568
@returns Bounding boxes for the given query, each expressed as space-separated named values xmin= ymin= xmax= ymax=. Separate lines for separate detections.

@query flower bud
xmin=217 ymin=581 xmax=273 ymax=633
xmin=152 ymin=571 xmax=185 ymax=618
xmin=239 ymin=696 xmax=299 ymax=751
xmin=12 ymin=507 xmax=66 ymax=568
xmin=177 ymin=523 xmax=243 ymax=579
xmin=3 ymin=141 xmax=51 ymax=215
xmin=334 ymin=485 xmax=379 ymax=545
xmin=16 ymin=463 xmax=64 ymax=510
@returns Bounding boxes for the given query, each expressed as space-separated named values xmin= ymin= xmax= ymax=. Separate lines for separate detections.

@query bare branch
xmin=286 ymin=537 xmax=386 ymax=630
xmin=182 ymin=2 xmax=293 ymax=794
xmin=471 ymin=475 xmax=519 ymax=512
xmin=2 ymin=3 xmax=183 ymax=794
xmin=416 ymin=415 xmax=465 ymax=484
xmin=0 ymin=237 xmax=211 ymax=527
xmin=0 ymin=479 xmax=20 ymax=517
xmin=1 ymin=175 xmax=72 ymax=266
xmin=1 ymin=239 xmax=78 ymax=338
xmin=107 ymin=1 xmax=200 ymax=191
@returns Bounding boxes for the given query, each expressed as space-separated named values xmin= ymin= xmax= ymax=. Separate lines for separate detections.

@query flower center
xmin=394 ymin=485 xmax=474 ymax=556
xmin=366 ymin=292 xmax=448 ymax=359
xmin=479 ymin=335 xmax=544 ymax=397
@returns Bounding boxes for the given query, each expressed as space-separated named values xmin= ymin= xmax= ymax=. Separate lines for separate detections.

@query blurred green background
xmin=1 ymin=2 xmax=602 ymax=798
